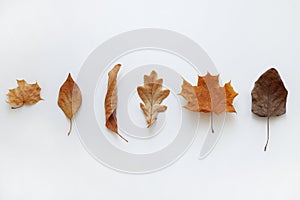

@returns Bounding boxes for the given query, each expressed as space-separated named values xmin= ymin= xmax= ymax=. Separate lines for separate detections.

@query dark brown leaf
xmin=251 ymin=68 xmax=288 ymax=151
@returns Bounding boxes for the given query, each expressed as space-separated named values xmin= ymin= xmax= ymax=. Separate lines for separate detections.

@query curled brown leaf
xmin=105 ymin=64 xmax=128 ymax=142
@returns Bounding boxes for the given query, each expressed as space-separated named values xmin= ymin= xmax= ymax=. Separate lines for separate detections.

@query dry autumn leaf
xmin=104 ymin=64 xmax=128 ymax=142
xmin=251 ymin=68 xmax=288 ymax=151
xmin=7 ymin=80 xmax=43 ymax=109
xmin=137 ymin=70 xmax=170 ymax=127
xmin=58 ymin=73 xmax=82 ymax=136
xmin=179 ymin=73 xmax=238 ymax=132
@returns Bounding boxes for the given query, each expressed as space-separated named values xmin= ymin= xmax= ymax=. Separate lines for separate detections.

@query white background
xmin=0 ymin=0 xmax=299 ymax=199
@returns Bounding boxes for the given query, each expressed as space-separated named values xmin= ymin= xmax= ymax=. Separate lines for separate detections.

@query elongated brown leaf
xmin=104 ymin=64 xmax=128 ymax=142
xmin=58 ymin=73 xmax=82 ymax=136
xmin=251 ymin=68 xmax=288 ymax=151
xmin=137 ymin=70 xmax=170 ymax=127
xmin=7 ymin=80 xmax=43 ymax=109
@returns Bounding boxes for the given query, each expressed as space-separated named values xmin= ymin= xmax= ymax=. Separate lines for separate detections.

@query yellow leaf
xmin=7 ymin=80 xmax=43 ymax=109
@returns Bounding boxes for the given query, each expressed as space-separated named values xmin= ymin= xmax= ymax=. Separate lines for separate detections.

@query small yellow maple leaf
xmin=7 ymin=80 xmax=43 ymax=109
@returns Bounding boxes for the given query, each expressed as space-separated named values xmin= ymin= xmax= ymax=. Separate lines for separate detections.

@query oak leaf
xmin=137 ymin=71 xmax=170 ymax=127
xmin=58 ymin=73 xmax=82 ymax=136
xmin=7 ymin=80 xmax=43 ymax=109
xmin=104 ymin=64 xmax=128 ymax=142
xmin=179 ymin=73 xmax=238 ymax=132
xmin=251 ymin=68 xmax=288 ymax=151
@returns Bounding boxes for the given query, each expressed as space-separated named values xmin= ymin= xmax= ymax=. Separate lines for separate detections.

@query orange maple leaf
xmin=179 ymin=73 xmax=238 ymax=115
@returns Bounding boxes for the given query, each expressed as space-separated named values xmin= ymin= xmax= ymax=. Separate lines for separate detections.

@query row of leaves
xmin=6 ymin=66 xmax=287 ymax=151
xmin=105 ymin=65 xmax=288 ymax=151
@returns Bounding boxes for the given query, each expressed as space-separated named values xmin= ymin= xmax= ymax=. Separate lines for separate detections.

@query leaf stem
xmin=211 ymin=112 xmax=215 ymax=133
xmin=264 ymin=117 xmax=270 ymax=151
xmin=11 ymin=103 xmax=24 ymax=109
xmin=116 ymin=133 xmax=128 ymax=143
xmin=68 ymin=119 xmax=73 ymax=136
